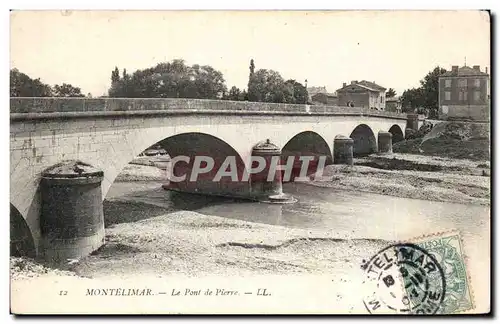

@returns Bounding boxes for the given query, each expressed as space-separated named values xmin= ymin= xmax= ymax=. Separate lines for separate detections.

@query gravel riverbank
xmin=310 ymin=153 xmax=490 ymax=206
xmin=72 ymin=211 xmax=391 ymax=278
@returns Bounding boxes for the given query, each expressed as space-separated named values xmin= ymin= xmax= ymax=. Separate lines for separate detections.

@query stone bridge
xmin=10 ymin=97 xmax=423 ymax=260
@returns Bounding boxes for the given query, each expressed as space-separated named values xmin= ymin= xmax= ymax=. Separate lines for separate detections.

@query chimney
xmin=351 ymin=80 xmax=358 ymax=85
xmin=486 ymin=67 xmax=488 ymax=74
xmin=451 ymin=65 xmax=459 ymax=74
xmin=473 ymin=65 xmax=480 ymax=71
xmin=343 ymin=82 xmax=347 ymax=87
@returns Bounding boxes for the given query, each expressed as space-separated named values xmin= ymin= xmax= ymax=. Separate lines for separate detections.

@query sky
xmin=10 ymin=10 xmax=490 ymax=97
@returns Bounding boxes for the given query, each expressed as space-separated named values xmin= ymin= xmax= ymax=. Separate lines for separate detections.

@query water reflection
xmin=105 ymin=181 xmax=489 ymax=242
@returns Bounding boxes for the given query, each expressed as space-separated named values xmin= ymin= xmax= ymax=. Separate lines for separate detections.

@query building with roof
xmin=307 ymin=86 xmax=328 ymax=102
xmin=336 ymin=80 xmax=387 ymax=110
xmin=311 ymin=92 xmax=338 ymax=106
xmin=386 ymin=96 xmax=402 ymax=113
xmin=438 ymin=65 xmax=490 ymax=121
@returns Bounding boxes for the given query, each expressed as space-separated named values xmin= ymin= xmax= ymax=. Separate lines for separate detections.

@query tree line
xmin=10 ymin=59 xmax=446 ymax=116
xmin=108 ymin=59 xmax=308 ymax=104
xmin=9 ymin=59 xmax=308 ymax=104
xmin=10 ymin=69 xmax=86 ymax=97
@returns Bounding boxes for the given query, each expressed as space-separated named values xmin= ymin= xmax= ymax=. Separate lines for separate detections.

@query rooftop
xmin=312 ymin=92 xmax=337 ymax=98
xmin=441 ymin=65 xmax=489 ymax=77
xmin=336 ymin=80 xmax=386 ymax=92
xmin=307 ymin=86 xmax=328 ymax=95
xmin=357 ymin=80 xmax=386 ymax=91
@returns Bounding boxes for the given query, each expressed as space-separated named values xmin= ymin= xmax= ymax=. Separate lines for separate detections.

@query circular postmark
xmin=361 ymin=243 xmax=446 ymax=314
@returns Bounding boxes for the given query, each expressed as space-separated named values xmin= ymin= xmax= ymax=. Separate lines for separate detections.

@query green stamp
xmin=361 ymin=231 xmax=474 ymax=314
xmin=413 ymin=232 xmax=474 ymax=314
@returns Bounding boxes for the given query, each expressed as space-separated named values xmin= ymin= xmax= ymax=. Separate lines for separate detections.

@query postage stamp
xmin=410 ymin=231 xmax=474 ymax=314
xmin=361 ymin=230 xmax=474 ymax=314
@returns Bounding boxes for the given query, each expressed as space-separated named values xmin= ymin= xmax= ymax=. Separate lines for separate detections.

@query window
xmin=445 ymin=91 xmax=451 ymax=100
xmin=445 ymin=79 xmax=452 ymax=87
xmin=459 ymin=91 xmax=468 ymax=101
xmin=474 ymin=91 xmax=481 ymax=102
xmin=458 ymin=79 xmax=468 ymax=87
xmin=474 ymin=79 xmax=481 ymax=88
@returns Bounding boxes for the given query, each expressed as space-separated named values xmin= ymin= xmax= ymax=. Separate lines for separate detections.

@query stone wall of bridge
xmin=10 ymin=97 xmax=410 ymax=119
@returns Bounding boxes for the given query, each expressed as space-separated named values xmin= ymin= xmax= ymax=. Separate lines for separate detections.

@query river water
xmin=105 ymin=181 xmax=489 ymax=242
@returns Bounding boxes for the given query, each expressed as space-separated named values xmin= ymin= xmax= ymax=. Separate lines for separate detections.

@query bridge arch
xmin=110 ymin=132 xmax=249 ymax=198
xmin=282 ymin=131 xmax=333 ymax=180
xmin=389 ymin=124 xmax=405 ymax=143
xmin=350 ymin=124 xmax=377 ymax=156
xmin=10 ymin=203 xmax=36 ymax=258
xmin=282 ymin=131 xmax=332 ymax=160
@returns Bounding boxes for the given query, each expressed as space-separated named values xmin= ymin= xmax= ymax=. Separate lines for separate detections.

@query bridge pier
xmin=406 ymin=113 xmax=419 ymax=131
xmin=39 ymin=161 xmax=105 ymax=262
xmin=377 ymin=131 xmax=393 ymax=154
xmin=333 ymin=135 xmax=354 ymax=165
xmin=250 ymin=139 xmax=288 ymax=202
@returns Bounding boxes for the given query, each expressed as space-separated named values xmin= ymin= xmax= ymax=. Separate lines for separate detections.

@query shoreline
xmin=308 ymin=154 xmax=489 ymax=206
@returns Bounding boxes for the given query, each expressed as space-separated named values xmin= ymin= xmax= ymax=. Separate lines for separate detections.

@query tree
xmin=399 ymin=66 xmax=446 ymax=117
xmin=420 ymin=66 xmax=447 ymax=117
xmin=284 ymin=79 xmax=308 ymax=104
xmin=52 ymin=83 xmax=85 ymax=97
xmin=386 ymin=88 xmax=397 ymax=98
xmin=187 ymin=64 xmax=227 ymax=99
xmin=249 ymin=59 xmax=255 ymax=76
xmin=226 ymin=86 xmax=241 ymax=101
xmin=111 ymin=67 xmax=120 ymax=83
xmin=108 ymin=59 xmax=227 ymax=99
xmin=247 ymin=70 xmax=309 ymax=104
xmin=10 ymin=69 xmax=53 ymax=97
xmin=247 ymin=69 xmax=288 ymax=103
xmin=247 ymin=59 xmax=257 ymax=101
xmin=239 ymin=90 xmax=248 ymax=101
xmin=246 ymin=59 xmax=308 ymax=104
xmin=400 ymin=88 xmax=424 ymax=113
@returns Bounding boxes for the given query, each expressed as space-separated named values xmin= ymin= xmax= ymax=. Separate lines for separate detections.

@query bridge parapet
xmin=10 ymin=97 xmax=408 ymax=119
